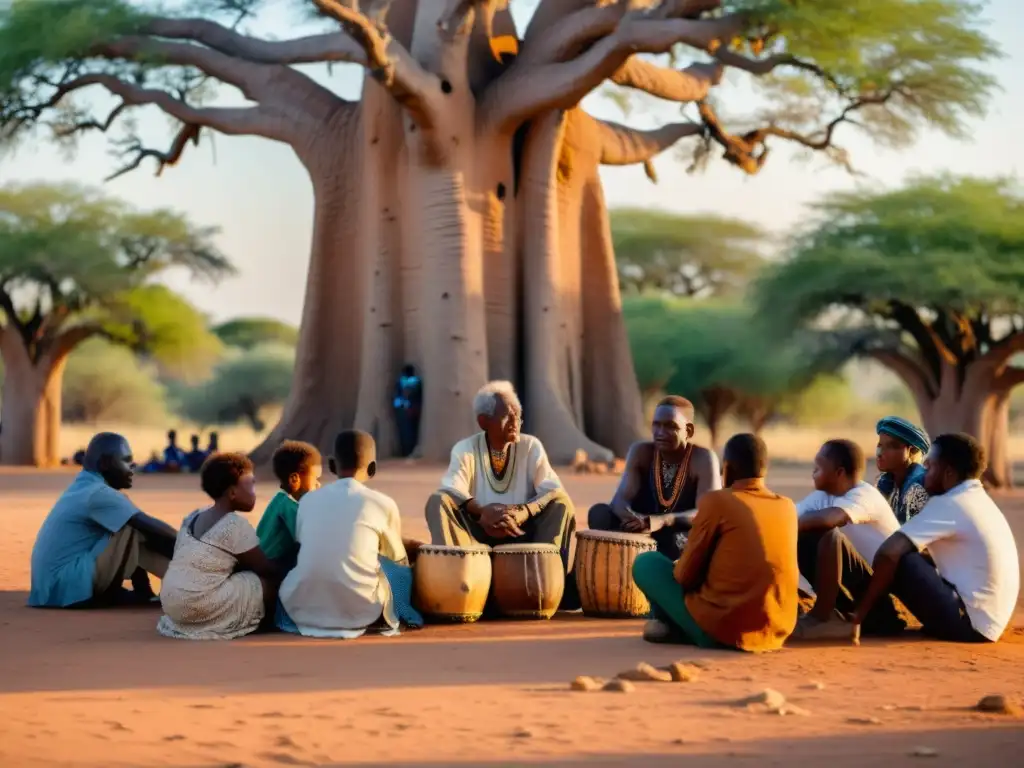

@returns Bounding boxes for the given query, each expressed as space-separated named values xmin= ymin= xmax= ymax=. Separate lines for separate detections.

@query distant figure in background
xmin=392 ymin=364 xmax=422 ymax=458
xmin=140 ymin=451 xmax=164 ymax=474
xmin=207 ymin=432 xmax=220 ymax=454
xmin=29 ymin=432 xmax=176 ymax=608
xmin=163 ymin=430 xmax=186 ymax=473
xmin=184 ymin=434 xmax=208 ymax=473
xmin=875 ymin=417 xmax=931 ymax=524
xmin=72 ymin=449 xmax=86 ymax=466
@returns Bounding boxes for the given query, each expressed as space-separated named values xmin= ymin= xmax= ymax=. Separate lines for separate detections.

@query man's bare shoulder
xmin=626 ymin=441 xmax=655 ymax=466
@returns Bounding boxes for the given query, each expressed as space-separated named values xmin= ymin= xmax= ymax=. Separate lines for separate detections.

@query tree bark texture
xmin=0 ymin=327 xmax=68 ymax=467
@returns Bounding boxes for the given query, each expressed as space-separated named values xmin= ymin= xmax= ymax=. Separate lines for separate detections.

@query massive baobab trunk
xmin=12 ymin=0 xmax=787 ymax=463
xmin=0 ymin=327 xmax=70 ymax=467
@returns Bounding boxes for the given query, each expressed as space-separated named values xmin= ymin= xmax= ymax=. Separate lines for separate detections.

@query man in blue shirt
xmin=163 ymin=429 xmax=187 ymax=472
xmin=29 ymin=433 xmax=178 ymax=608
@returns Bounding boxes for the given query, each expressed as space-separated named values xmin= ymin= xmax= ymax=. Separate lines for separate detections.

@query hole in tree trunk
xmin=442 ymin=292 xmax=449 ymax=299
xmin=441 ymin=79 xmax=453 ymax=94
xmin=496 ymin=182 xmax=506 ymax=200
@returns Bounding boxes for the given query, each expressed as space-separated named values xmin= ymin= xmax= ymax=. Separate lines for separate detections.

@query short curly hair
xmin=932 ymin=433 xmax=987 ymax=481
xmin=200 ymin=452 xmax=254 ymax=500
xmin=271 ymin=440 xmax=322 ymax=484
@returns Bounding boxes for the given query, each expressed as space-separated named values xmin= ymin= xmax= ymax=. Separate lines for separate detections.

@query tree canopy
xmin=174 ymin=343 xmax=295 ymax=432
xmin=62 ymin=337 xmax=170 ymax=425
xmin=213 ymin=317 xmax=299 ymax=350
xmin=611 ymin=208 xmax=764 ymax=297
xmin=754 ymin=175 xmax=1024 ymax=404
xmin=0 ymin=181 xmax=232 ymax=365
xmin=624 ymin=294 xmax=849 ymax=441
xmin=0 ymin=0 xmax=1000 ymax=180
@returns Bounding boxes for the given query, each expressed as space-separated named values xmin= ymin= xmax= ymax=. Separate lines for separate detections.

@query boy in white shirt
xmin=851 ymin=433 xmax=1019 ymax=644
xmin=276 ymin=430 xmax=424 ymax=638
xmin=792 ymin=439 xmax=906 ymax=640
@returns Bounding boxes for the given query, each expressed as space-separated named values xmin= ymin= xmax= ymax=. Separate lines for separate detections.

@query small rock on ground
xmin=910 ymin=747 xmax=939 ymax=758
xmin=667 ymin=662 xmax=701 ymax=682
xmin=512 ymin=729 xmax=533 ymax=739
xmin=618 ymin=662 xmax=672 ymax=682
xmin=736 ymin=689 xmax=787 ymax=711
xmin=803 ymin=680 xmax=826 ymax=690
xmin=847 ymin=716 xmax=882 ymax=725
xmin=603 ymin=679 xmax=636 ymax=693
xmin=975 ymin=694 xmax=1023 ymax=716
xmin=570 ymin=676 xmax=602 ymax=692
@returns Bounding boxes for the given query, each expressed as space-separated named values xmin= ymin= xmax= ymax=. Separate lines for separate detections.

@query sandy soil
xmin=2 ymin=465 xmax=1023 ymax=767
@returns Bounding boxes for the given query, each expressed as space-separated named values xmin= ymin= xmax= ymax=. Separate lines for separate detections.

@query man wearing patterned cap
xmin=875 ymin=417 xmax=931 ymax=524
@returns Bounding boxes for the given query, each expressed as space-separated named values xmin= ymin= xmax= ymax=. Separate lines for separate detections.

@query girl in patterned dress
xmin=158 ymin=453 xmax=283 ymax=640
xmin=874 ymin=416 xmax=931 ymax=525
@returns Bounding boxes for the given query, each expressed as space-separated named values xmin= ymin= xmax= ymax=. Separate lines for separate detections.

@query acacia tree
xmin=755 ymin=176 xmax=1024 ymax=487
xmin=0 ymin=182 xmax=230 ymax=466
xmin=625 ymin=296 xmax=847 ymax=446
xmin=213 ymin=317 xmax=299 ymax=350
xmin=0 ymin=0 xmax=997 ymax=462
xmin=611 ymin=208 xmax=764 ymax=297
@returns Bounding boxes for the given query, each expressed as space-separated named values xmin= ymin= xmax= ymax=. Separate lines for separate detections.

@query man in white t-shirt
xmin=424 ymin=381 xmax=576 ymax=575
xmin=792 ymin=439 xmax=906 ymax=641
xmin=277 ymin=430 xmax=424 ymax=638
xmin=850 ymin=433 xmax=1019 ymax=644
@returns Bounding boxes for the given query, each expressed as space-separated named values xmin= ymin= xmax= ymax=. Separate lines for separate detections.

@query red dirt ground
xmin=1 ymin=464 xmax=1022 ymax=767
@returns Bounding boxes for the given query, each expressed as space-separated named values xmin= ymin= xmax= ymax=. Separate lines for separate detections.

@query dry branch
xmin=610 ymin=58 xmax=723 ymax=103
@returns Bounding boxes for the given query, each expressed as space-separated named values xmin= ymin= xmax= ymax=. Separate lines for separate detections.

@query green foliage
xmin=755 ymin=175 xmax=1024 ymax=334
xmin=611 ymin=209 xmax=765 ymax=297
xmin=62 ymin=337 xmax=169 ymax=425
xmin=624 ymin=295 xmax=848 ymax=428
xmin=112 ymin=285 xmax=226 ymax=382
xmin=721 ymin=0 xmax=999 ymax=141
xmin=0 ymin=181 xmax=232 ymax=365
xmin=213 ymin=317 xmax=299 ymax=350
xmin=174 ymin=343 xmax=294 ymax=431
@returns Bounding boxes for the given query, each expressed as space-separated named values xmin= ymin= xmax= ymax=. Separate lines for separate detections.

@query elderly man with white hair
xmin=424 ymin=381 xmax=576 ymax=574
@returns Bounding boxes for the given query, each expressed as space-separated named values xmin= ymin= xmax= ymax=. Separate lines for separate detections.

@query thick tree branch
xmin=483 ymin=11 xmax=746 ymax=133
xmin=596 ymin=118 xmax=703 ymax=167
xmin=312 ymin=0 xmax=441 ymax=124
xmin=980 ymin=331 xmax=1024 ymax=366
xmin=863 ymin=344 xmax=937 ymax=403
xmin=144 ymin=18 xmax=368 ymax=66
xmin=610 ymin=58 xmax=723 ymax=103
xmin=993 ymin=365 xmax=1024 ymax=392
xmin=888 ymin=300 xmax=952 ymax=376
xmin=33 ymin=74 xmax=288 ymax=141
xmin=47 ymin=324 xmax=106 ymax=366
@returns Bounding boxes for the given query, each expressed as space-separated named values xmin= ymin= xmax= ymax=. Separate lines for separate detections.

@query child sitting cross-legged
xmin=256 ymin=440 xmax=323 ymax=570
xmin=276 ymin=430 xmax=425 ymax=638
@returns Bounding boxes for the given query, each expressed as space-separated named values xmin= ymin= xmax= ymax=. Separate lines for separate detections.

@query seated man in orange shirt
xmin=632 ymin=433 xmax=800 ymax=651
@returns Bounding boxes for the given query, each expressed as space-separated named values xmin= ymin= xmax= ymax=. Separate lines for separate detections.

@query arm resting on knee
xmin=851 ymin=532 xmax=916 ymax=624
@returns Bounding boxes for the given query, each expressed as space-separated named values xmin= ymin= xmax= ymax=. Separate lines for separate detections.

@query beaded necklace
xmin=653 ymin=444 xmax=693 ymax=511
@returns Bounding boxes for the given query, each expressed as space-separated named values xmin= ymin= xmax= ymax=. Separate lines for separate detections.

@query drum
xmin=413 ymin=544 xmax=492 ymax=623
xmin=491 ymin=543 xmax=565 ymax=619
xmin=574 ymin=530 xmax=656 ymax=618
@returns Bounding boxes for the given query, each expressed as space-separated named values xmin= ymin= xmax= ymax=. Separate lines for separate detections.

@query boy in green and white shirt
xmin=256 ymin=441 xmax=323 ymax=568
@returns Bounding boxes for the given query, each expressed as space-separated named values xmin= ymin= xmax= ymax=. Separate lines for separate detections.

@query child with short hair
xmin=157 ymin=453 xmax=283 ymax=640
xmin=256 ymin=440 xmax=322 ymax=568
xmin=277 ymin=430 xmax=424 ymax=638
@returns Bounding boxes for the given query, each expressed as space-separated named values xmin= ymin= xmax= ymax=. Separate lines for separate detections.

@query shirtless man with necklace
xmin=587 ymin=396 xmax=721 ymax=559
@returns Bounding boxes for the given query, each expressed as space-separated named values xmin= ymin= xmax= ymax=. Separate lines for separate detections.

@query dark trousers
xmin=394 ymin=409 xmax=419 ymax=457
xmin=797 ymin=529 xmax=906 ymax=635
xmin=588 ymin=503 xmax=683 ymax=560
xmin=890 ymin=552 xmax=989 ymax=643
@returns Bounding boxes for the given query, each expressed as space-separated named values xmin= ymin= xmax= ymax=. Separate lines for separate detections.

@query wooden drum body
xmin=575 ymin=530 xmax=656 ymax=618
xmin=413 ymin=545 xmax=492 ymax=623
xmin=491 ymin=543 xmax=565 ymax=620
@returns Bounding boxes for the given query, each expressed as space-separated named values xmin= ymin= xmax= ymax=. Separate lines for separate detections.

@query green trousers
xmin=632 ymin=551 xmax=720 ymax=649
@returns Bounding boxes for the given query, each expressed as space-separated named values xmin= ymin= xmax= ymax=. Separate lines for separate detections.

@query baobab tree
xmin=755 ymin=176 xmax=1024 ymax=487
xmin=0 ymin=182 xmax=230 ymax=466
xmin=0 ymin=0 xmax=998 ymax=462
